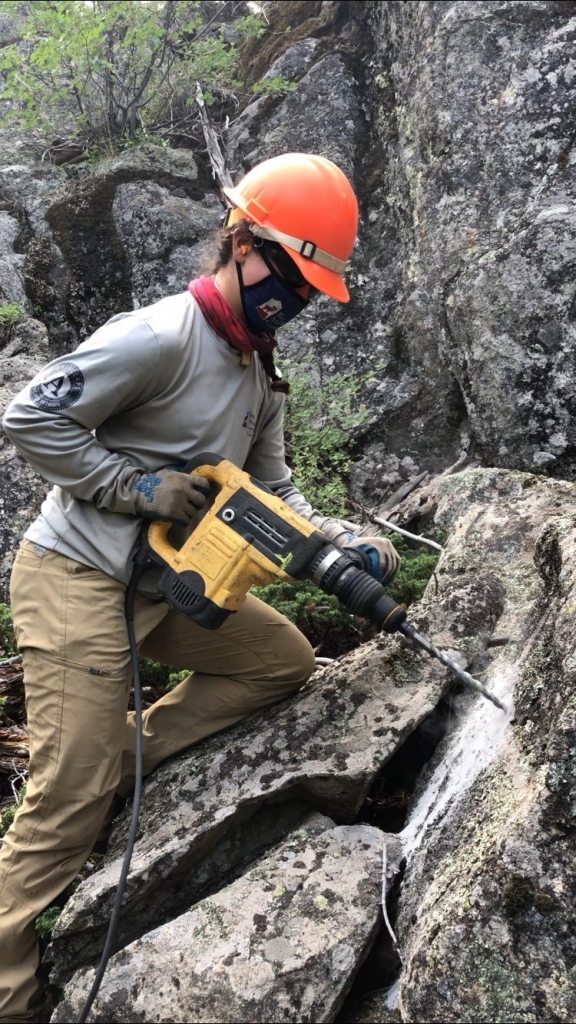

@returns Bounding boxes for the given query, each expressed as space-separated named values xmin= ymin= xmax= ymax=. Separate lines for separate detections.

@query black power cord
xmin=77 ymin=566 xmax=145 ymax=1023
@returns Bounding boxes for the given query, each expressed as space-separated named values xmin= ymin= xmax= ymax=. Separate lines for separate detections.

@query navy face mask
xmin=236 ymin=262 xmax=309 ymax=333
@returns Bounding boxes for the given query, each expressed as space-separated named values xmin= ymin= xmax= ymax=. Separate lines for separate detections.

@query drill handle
xmin=179 ymin=452 xmax=224 ymax=473
xmin=174 ymin=453 xmax=274 ymax=497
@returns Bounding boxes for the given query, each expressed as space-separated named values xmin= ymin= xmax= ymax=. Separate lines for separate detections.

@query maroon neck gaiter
xmin=188 ymin=276 xmax=277 ymax=356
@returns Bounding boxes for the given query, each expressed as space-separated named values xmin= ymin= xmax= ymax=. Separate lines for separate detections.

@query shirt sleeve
xmin=243 ymin=388 xmax=315 ymax=521
xmin=2 ymin=314 xmax=162 ymax=515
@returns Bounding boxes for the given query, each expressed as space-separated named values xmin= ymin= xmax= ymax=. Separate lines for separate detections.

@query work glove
xmin=344 ymin=535 xmax=402 ymax=587
xmin=309 ymin=512 xmax=401 ymax=586
xmin=132 ymin=468 xmax=209 ymax=526
xmin=309 ymin=512 xmax=360 ymax=547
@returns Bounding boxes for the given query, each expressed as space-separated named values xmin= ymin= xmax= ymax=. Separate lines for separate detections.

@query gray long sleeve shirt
xmin=3 ymin=290 xmax=316 ymax=591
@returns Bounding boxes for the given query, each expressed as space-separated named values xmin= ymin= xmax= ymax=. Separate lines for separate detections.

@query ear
xmin=231 ymin=230 xmax=253 ymax=262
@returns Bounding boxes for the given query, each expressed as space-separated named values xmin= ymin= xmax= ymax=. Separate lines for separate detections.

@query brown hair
xmin=212 ymin=219 xmax=254 ymax=273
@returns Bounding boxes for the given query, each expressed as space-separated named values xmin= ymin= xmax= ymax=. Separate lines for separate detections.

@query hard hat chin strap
xmin=248 ymin=223 xmax=348 ymax=274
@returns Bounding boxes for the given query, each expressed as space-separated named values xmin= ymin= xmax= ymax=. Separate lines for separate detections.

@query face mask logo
xmin=237 ymin=262 xmax=307 ymax=333
xmin=256 ymin=298 xmax=283 ymax=321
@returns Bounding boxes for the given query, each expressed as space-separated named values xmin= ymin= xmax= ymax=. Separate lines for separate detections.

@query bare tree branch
xmin=195 ymin=80 xmax=233 ymax=188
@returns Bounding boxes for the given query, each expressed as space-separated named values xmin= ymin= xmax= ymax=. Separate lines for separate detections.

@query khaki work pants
xmin=0 ymin=541 xmax=314 ymax=1022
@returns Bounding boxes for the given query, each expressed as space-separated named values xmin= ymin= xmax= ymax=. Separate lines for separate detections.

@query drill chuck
xmin=309 ymin=543 xmax=506 ymax=711
xmin=309 ymin=546 xmax=407 ymax=632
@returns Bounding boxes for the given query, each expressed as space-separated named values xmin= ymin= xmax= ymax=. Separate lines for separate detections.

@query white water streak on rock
xmin=401 ymin=666 xmax=517 ymax=857
xmin=385 ymin=978 xmax=401 ymax=1009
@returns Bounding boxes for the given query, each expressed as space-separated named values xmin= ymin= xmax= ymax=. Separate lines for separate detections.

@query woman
xmin=0 ymin=152 xmax=400 ymax=1023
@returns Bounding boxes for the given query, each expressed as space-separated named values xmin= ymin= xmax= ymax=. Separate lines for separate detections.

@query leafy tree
xmin=0 ymin=1 xmax=273 ymax=153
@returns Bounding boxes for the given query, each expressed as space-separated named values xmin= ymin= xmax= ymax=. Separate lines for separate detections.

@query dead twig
xmin=195 ymin=81 xmax=233 ymax=189
xmin=372 ymin=516 xmax=443 ymax=552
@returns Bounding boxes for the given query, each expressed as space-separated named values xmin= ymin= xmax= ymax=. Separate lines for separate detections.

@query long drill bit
xmin=399 ymin=622 xmax=508 ymax=712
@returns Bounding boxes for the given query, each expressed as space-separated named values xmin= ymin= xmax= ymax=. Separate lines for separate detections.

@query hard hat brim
xmin=287 ymin=247 xmax=351 ymax=303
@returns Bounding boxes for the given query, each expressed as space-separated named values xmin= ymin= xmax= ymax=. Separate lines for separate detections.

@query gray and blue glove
xmin=132 ymin=467 xmax=209 ymax=526
xmin=309 ymin=513 xmax=401 ymax=586
xmin=344 ymin=535 xmax=402 ymax=586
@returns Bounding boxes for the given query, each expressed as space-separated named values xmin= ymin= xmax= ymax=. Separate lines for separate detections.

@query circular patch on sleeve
xmin=30 ymin=362 xmax=85 ymax=412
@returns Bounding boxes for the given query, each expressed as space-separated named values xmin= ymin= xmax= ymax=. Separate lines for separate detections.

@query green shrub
xmin=166 ymin=669 xmax=190 ymax=692
xmin=138 ymin=658 xmax=171 ymax=689
xmin=251 ymin=578 xmax=362 ymax=656
xmin=281 ymin=356 xmax=375 ymax=517
xmin=0 ymin=784 xmax=26 ymax=839
xmin=139 ymin=658 xmax=189 ymax=694
xmin=252 ymin=76 xmax=297 ymax=98
xmin=35 ymin=905 xmax=61 ymax=939
xmin=386 ymin=532 xmax=442 ymax=606
xmin=0 ymin=302 xmax=24 ymax=330
xmin=0 ymin=603 xmax=17 ymax=657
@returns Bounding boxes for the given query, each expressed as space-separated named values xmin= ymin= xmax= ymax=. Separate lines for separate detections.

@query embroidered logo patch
xmin=242 ymin=409 xmax=256 ymax=436
xmin=30 ymin=362 xmax=85 ymax=412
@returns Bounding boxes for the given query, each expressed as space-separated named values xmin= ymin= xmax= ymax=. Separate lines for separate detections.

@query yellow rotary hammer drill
xmin=135 ymin=453 xmax=505 ymax=711
xmin=140 ymin=452 xmax=405 ymax=633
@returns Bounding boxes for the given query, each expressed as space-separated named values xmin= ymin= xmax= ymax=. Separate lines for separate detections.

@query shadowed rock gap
xmin=357 ymin=694 xmax=458 ymax=834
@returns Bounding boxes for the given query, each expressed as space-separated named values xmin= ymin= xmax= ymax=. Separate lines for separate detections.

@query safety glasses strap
xmin=249 ymin=223 xmax=348 ymax=274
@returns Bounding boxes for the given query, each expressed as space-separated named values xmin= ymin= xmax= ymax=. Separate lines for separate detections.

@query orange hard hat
xmin=222 ymin=153 xmax=358 ymax=302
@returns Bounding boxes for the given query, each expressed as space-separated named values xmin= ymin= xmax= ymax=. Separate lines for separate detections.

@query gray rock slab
xmin=46 ymin=797 xmax=321 ymax=988
xmin=261 ymin=37 xmax=320 ymax=83
xmin=112 ymin=182 xmax=221 ymax=306
xmin=52 ymin=822 xmax=401 ymax=1024
xmin=368 ymin=0 xmax=576 ymax=476
xmin=94 ymin=143 xmax=198 ymax=184
xmin=1 ymin=316 xmax=49 ymax=368
xmin=227 ymin=52 xmax=360 ymax=180
xmin=47 ymin=630 xmax=448 ymax=983
xmin=446 ymin=205 xmax=576 ymax=473
xmin=0 ymin=164 xmax=68 ymax=234
xmin=396 ymin=467 xmax=576 ymax=1022
xmin=0 ymin=210 xmax=27 ymax=306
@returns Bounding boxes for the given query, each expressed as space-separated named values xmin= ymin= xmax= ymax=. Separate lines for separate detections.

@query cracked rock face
xmin=47 ymin=627 xmax=447 ymax=986
xmin=42 ymin=466 xmax=576 ymax=1022
xmin=397 ymin=468 xmax=576 ymax=1023
xmin=52 ymin=819 xmax=401 ymax=1024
